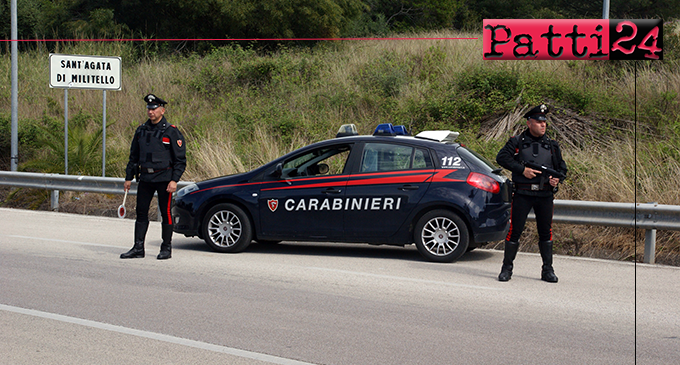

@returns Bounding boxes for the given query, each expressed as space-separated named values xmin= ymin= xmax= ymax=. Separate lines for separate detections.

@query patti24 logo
xmin=483 ymin=19 xmax=662 ymax=60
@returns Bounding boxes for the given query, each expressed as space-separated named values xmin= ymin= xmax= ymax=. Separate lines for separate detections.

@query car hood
xmin=196 ymin=171 xmax=254 ymax=187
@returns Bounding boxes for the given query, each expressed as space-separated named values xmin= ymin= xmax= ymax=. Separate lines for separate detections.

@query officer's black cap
xmin=144 ymin=94 xmax=167 ymax=109
xmin=523 ymin=104 xmax=548 ymax=121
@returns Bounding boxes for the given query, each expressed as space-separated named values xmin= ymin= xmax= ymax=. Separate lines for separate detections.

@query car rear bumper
xmin=471 ymin=201 xmax=510 ymax=244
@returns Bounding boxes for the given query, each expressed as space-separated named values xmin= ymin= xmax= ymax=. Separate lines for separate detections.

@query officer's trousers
xmin=506 ymin=193 xmax=554 ymax=242
xmin=136 ymin=180 xmax=173 ymax=225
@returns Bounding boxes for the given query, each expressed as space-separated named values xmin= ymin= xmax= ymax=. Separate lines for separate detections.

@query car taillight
xmin=467 ymin=172 xmax=500 ymax=194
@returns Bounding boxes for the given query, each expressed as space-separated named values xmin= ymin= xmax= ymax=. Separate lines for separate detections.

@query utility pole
xmin=603 ymin=0 xmax=610 ymax=19
xmin=10 ymin=0 xmax=18 ymax=171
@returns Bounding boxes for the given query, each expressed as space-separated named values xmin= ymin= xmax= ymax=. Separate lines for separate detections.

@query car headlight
xmin=176 ymin=183 xmax=199 ymax=198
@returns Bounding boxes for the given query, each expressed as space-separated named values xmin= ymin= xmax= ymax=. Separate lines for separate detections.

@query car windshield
xmin=456 ymin=147 xmax=498 ymax=174
xmin=282 ymin=145 xmax=351 ymax=177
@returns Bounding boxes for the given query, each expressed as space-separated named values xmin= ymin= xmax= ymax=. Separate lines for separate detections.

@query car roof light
xmin=394 ymin=125 xmax=410 ymax=135
xmin=373 ymin=123 xmax=396 ymax=136
xmin=415 ymin=130 xmax=460 ymax=144
xmin=336 ymin=124 xmax=359 ymax=138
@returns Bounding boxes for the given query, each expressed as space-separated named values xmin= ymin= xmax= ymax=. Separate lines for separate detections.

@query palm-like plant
xmin=4 ymin=114 xmax=109 ymax=209
xmin=21 ymin=113 xmax=106 ymax=175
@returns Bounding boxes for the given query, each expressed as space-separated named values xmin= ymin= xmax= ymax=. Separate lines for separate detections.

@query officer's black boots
xmin=121 ymin=221 xmax=149 ymax=259
xmin=539 ymin=240 xmax=558 ymax=283
xmin=120 ymin=221 xmax=172 ymax=260
xmin=157 ymin=224 xmax=173 ymax=260
xmin=499 ymin=240 xmax=558 ymax=282
xmin=498 ymin=241 xmax=519 ymax=281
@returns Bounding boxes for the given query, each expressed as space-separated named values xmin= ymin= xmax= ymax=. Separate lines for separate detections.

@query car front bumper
xmin=172 ymin=205 xmax=198 ymax=237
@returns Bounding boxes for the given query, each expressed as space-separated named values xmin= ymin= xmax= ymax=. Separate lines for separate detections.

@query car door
xmin=257 ymin=143 xmax=352 ymax=240
xmin=343 ymin=142 xmax=435 ymax=238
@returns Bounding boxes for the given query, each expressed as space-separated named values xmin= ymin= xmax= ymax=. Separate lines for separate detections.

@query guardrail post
xmin=50 ymin=190 xmax=59 ymax=211
xmin=642 ymin=202 xmax=657 ymax=264
xmin=644 ymin=229 xmax=657 ymax=264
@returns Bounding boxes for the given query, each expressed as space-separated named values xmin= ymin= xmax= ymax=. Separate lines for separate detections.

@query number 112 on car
xmin=441 ymin=156 xmax=462 ymax=168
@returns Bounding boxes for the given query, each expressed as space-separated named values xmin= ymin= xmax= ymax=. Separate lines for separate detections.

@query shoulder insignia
xmin=177 ymin=140 xmax=183 ymax=148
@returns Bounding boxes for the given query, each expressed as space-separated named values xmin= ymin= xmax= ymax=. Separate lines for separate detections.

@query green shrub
xmin=0 ymin=115 xmax=46 ymax=165
xmin=355 ymin=51 xmax=415 ymax=97
xmin=417 ymin=46 xmax=447 ymax=82
xmin=455 ymin=66 xmax=524 ymax=118
xmin=0 ymin=115 xmax=9 ymax=154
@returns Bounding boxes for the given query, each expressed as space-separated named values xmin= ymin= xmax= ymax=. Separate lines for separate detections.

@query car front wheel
xmin=202 ymin=203 xmax=253 ymax=253
xmin=414 ymin=210 xmax=469 ymax=262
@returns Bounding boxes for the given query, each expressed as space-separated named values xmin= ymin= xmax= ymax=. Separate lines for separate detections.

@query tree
xmin=240 ymin=0 xmax=366 ymax=38
xmin=112 ymin=0 xmax=365 ymax=40
xmin=362 ymin=0 xmax=464 ymax=32
xmin=0 ymin=0 xmax=41 ymax=43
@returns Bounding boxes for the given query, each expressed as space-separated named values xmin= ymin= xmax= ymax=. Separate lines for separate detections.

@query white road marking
xmin=0 ymin=304 xmax=316 ymax=365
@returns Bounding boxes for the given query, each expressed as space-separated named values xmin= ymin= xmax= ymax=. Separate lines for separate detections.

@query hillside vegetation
xmin=1 ymin=30 xmax=679 ymax=264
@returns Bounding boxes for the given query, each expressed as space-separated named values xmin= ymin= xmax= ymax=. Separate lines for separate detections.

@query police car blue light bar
xmin=373 ymin=123 xmax=396 ymax=136
xmin=394 ymin=125 xmax=410 ymax=135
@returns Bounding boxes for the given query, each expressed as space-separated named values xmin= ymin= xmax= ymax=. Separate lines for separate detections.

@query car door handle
xmin=399 ymin=184 xmax=419 ymax=191
xmin=322 ymin=188 xmax=342 ymax=194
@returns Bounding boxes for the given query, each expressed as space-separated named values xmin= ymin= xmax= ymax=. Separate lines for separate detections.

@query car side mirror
xmin=316 ymin=163 xmax=329 ymax=175
xmin=271 ymin=163 xmax=283 ymax=178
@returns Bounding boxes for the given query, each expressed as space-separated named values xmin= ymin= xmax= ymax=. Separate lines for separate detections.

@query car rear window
xmin=456 ymin=147 xmax=497 ymax=174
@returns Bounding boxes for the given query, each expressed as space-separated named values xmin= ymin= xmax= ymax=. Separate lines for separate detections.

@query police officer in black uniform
xmin=120 ymin=94 xmax=186 ymax=260
xmin=496 ymin=104 xmax=567 ymax=282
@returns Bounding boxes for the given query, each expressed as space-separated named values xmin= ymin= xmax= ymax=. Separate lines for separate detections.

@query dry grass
xmin=182 ymin=127 xmax=247 ymax=181
xmin=182 ymin=125 xmax=306 ymax=181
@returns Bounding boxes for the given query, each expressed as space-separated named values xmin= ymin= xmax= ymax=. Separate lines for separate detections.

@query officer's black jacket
xmin=496 ymin=129 xmax=567 ymax=196
xmin=125 ymin=116 xmax=186 ymax=183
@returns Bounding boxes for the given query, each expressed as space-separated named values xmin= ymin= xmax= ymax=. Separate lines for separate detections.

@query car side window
xmin=413 ymin=148 xmax=432 ymax=169
xmin=282 ymin=145 xmax=351 ymax=178
xmin=360 ymin=143 xmax=431 ymax=173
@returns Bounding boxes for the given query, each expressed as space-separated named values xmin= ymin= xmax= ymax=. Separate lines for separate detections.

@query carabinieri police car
xmin=172 ymin=124 xmax=511 ymax=262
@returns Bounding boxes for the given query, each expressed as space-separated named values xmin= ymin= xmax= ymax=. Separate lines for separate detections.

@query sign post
xmin=49 ymin=54 xmax=122 ymax=176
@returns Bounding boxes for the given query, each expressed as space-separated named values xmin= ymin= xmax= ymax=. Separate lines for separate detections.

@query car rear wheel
xmin=202 ymin=203 xmax=253 ymax=253
xmin=414 ymin=210 xmax=469 ymax=262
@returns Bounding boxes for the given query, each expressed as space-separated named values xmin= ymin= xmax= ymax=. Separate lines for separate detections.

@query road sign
xmin=49 ymin=54 xmax=122 ymax=90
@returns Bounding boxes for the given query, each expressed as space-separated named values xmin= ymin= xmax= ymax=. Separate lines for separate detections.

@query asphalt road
xmin=1 ymin=207 xmax=678 ymax=364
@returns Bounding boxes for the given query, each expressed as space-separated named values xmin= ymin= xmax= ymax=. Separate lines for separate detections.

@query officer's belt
xmin=144 ymin=167 xmax=171 ymax=174
xmin=515 ymin=183 xmax=552 ymax=191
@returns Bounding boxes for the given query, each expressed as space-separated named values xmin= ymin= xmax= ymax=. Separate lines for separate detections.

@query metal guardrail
xmin=0 ymin=171 xmax=194 ymax=195
xmin=535 ymin=200 xmax=680 ymax=231
xmin=528 ymin=200 xmax=680 ymax=264
xmin=2 ymin=171 xmax=679 ymax=263
xmin=0 ymin=171 xmax=194 ymax=222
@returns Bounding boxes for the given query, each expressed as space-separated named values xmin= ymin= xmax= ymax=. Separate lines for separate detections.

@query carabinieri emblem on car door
xmin=268 ymin=199 xmax=279 ymax=212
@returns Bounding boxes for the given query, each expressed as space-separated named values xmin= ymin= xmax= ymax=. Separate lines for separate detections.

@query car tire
xmin=202 ymin=203 xmax=253 ymax=253
xmin=414 ymin=210 xmax=469 ymax=263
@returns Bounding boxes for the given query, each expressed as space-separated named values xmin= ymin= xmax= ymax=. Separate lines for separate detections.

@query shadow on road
xmin=173 ymin=238 xmax=497 ymax=263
